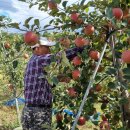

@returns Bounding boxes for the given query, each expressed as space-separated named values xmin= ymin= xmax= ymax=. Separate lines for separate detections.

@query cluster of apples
xmin=47 ymin=1 xmax=130 ymax=64
xmin=111 ymin=7 xmax=130 ymax=64
xmin=55 ymin=112 xmax=86 ymax=126
xmin=4 ymin=40 xmax=29 ymax=60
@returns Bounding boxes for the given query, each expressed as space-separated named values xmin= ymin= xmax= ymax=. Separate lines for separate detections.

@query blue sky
xmin=0 ymin=0 xmax=52 ymax=33
xmin=0 ymin=0 xmax=90 ymax=33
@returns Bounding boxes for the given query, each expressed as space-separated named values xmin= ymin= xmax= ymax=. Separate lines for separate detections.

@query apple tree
xmin=0 ymin=31 xmax=30 ymax=101
xmin=13 ymin=0 xmax=130 ymax=129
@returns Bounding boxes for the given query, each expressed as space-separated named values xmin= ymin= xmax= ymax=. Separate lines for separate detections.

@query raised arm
xmin=37 ymin=53 xmax=61 ymax=67
xmin=37 ymin=47 xmax=84 ymax=66
xmin=37 ymin=54 xmax=53 ymax=67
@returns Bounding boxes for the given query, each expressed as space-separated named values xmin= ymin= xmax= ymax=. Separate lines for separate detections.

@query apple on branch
xmin=121 ymin=50 xmax=130 ymax=64
xmin=72 ymin=56 xmax=82 ymax=66
xmin=24 ymin=31 xmax=39 ymax=46
xmin=84 ymin=24 xmax=95 ymax=35
xmin=112 ymin=8 xmax=123 ymax=20
xmin=4 ymin=42 xmax=11 ymax=49
xmin=72 ymin=69 xmax=80 ymax=80
xmin=89 ymin=50 xmax=100 ymax=61
xmin=78 ymin=116 xmax=86 ymax=126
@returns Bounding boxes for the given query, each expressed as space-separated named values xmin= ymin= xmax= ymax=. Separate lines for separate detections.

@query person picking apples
xmin=21 ymin=34 xmax=87 ymax=130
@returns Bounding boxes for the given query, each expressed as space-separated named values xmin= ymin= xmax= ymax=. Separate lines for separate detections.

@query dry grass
xmin=0 ymin=106 xmax=22 ymax=130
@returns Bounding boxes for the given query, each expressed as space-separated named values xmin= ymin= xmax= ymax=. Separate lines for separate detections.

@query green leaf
xmin=119 ymin=98 xmax=128 ymax=105
xmin=13 ymin=60 xmax=18 ymax=69
xmin=123 ymin=75 xmax=130 ymax=81
xmin=85 ymin=7 xmax=89 ymax=13
xmin=95 ymin=75 xmax=102 ymax=81
xmin=29 ymin=3 xmax=34 ymax=8
xmin=34 ymin=19 xmax=40 ymax=27
xmin=61 ymin=51 xmax=72 ymax=69
xmin=49 ymin=19 xmax=54 ymax=24
xmin=10 ymin=51 xmax=15 ymax=57
xmin=44 ymin=25 xmax=51 ymax=29
xmin=92 ymin=120 xmax=99 ymax=125
xmin=15 ymin=43 xmax=21 ymax=52
xmin=56 ymin=18 xmax=63 ymax=23
xmin=24 ymin=17 xmax=33 ymax=28
xmin=101 ymin=103 xmax=107 ymax=110
xmin=106 ymin=67 xmax=117 ymax=75
xmin=54 ymin=0 xmax=61 ymax=4
xmin=0 ymin=16 xmax=5 ymax=21
xmin=8 ymin=23 xmax=20 ymax=29
xmin=107 ymin=82 xmax=116 ymax=89
xmin=117 ymin=127 xmax=126 ymax=130
xmin=105 ymin=7 xmax=113 ymax=19
xmin=123 ymin=67 xmax=130 ymax=76
xmin=62 ymin=1 xmax=68 ymax=8
xmin=93 ymin=113 xmax=99 ymax=119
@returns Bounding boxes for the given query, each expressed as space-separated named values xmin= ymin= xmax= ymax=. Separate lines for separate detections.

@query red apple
xmin=24 ymin=31 xmax=39 ymax=46
xmin=4 ymin=43 xmax=11 ymax=49
xmin=100 ymin=121 xmax=110 ymax=130
xmin=59 ymin=37 xmax=71 ymax=48
xmin=72 ymin=69 xmax=80 ymax=80
xmin=56 ymin=113 xmax=63 ymax=122
xmin=71 ymin=13 xmax=79 ymax=22
xmin=48 ymin=1 xmax=57 ymax=10
xmin=112 ymin=8 xmax=123 ymax=20
xmin=67 ymin=87 xmax=77 ymax=97
xmin=89 ymin=50 xmax=100 ymax=60
xmin=72 ymin=56 xmax=82 ymax=66
xmin=75 ymin=37 xmax=87 ymax=47
xmin=78 ymin=116 xmax=86 ymax=126
xmin=95 ymin=84 xmax=102 ymax=92
xmin=121 ymin=50 xmax=130 ymax=63
xmin=84 ymin=24 xmax=94 ymax=35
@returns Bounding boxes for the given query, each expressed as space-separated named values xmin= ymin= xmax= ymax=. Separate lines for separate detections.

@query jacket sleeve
xmin=37 ymin=54 xmax=53 ymax=67
xmin=37 ymin=47 xmax=84 ymax=66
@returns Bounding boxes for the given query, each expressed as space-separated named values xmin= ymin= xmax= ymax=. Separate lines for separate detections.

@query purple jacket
xmin=24 ymin=47 xmax=84 ymax=105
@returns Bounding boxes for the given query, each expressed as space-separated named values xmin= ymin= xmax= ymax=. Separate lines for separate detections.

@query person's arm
xmin=37 ymin=47 xmax=84 ymax=66
xmin=65 ymin=47 xmax=84 ymax=60
xmin=37 ymin=53 xmax=61 ymax=67
xmin=37 ymin=54 xmax=53 ymax=67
